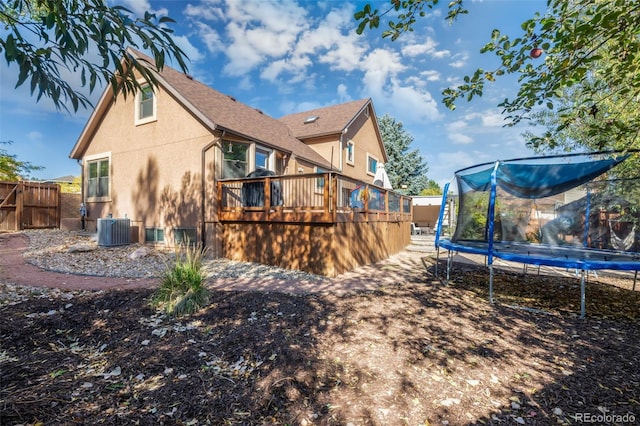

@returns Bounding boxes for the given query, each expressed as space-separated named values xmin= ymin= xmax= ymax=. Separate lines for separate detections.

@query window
xmin=255 ymin=147 xmax=270 ymax=170
xmin=367 ymin=153 xmax=378 ymax=176
xmin=87 ymin=156 xmax=109 ymax=200
xmin=346 ymin=140 xmax=355 ymax=166
xmin=135 ymin=84 xmax=156 ymax=125
xmin=222 ymin=141 xmax=249 ymax=178
xmin=315 ymin=167 xmax=326 ymax=192
xmin=145 ymin=227 xmax=165 ymax=243
xmin=174 ymin=227 xmax=197 ymax=246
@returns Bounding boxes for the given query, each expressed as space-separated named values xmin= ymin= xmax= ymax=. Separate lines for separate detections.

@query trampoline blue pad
xmin=437 ymin=239 xmax=640 ymax=271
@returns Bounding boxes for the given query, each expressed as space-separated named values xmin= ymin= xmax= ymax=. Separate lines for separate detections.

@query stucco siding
xmin=344 ymin=113 xmax=385 ymax=182
xmin=82 ymin=85 xmax=216 ymax=244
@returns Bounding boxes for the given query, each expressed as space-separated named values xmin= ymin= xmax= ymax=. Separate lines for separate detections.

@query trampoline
xmin=434 ymin=151 xmax=640 ymax=317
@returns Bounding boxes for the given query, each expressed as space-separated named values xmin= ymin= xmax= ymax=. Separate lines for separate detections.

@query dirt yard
xmin=1 ymin=261 xmax=639 ymax=425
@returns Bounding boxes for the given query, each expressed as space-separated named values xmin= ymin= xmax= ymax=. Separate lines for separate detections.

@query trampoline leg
xmin=634 ymin=270 xmax=638 ymax=292
xmin=489 ymin=265 xmax=494 ymax=304
xmin=580 ymin=270 xmax=586 ymax=319
xmin=435 ymin=247 xmax=440 ymax=278
xmin=446 ymin=250 xmax=452 ymax=285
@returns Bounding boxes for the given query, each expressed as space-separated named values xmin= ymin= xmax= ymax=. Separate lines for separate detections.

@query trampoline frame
xmin=433 ymin=154 xmax=640 ymax=318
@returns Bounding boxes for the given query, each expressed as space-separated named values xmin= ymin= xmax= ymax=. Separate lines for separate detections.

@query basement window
xmin=145 ymin=227 xmax=165 ymax=243
xmin=174 ymin=227 xmax=197 ymax=246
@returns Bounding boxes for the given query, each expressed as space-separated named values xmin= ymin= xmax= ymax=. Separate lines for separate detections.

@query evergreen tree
xmin=378 ymin=114 xmax=429 ymax=196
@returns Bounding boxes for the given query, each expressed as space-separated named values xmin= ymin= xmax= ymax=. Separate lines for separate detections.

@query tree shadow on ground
xmin=1 ymin=264 xmax=639 ymax=425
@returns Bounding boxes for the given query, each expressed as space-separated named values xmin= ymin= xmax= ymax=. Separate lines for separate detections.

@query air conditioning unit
xmin=97 ymin=218 xmax=131 ymax=247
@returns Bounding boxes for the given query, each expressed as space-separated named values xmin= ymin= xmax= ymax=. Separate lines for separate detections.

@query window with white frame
xmin=346 ymin=140 xmax=355 ymax=166
xmin=255 ymin=146 xmax=271 ymax=170
xmin=86 ymin=155 xmax=110 ymax=200
xmin=135 ymin=84 xmax=156 ymax=125
xmin=366 ymin=153 xmax=378 ymax=176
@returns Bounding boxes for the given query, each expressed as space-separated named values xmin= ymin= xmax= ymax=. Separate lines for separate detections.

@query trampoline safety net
xmin=436 ymin=151 xmax=640 ymax=271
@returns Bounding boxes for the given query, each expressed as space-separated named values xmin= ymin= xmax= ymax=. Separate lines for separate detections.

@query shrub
xmin=152 ymin=241 xmax=210 ymax=317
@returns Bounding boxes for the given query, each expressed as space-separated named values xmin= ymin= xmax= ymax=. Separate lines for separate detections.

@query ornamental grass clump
xmin=152 ymin=241 xmax=209 ymax=317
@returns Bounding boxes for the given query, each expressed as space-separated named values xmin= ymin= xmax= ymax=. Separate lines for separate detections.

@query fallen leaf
xmin=101 ymin=366 xmax=121 ymax=378
xmin=440 ymin=398 xmax=460 ymax=407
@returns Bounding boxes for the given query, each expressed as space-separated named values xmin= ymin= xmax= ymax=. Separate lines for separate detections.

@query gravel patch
xmin=22 ymin=230 xmax=328 ymax=283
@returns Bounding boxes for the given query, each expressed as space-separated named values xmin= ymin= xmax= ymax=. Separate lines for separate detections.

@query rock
xmin=129 ymin=246 xmax=152 ymax=260
xmin=67 ymin=244 xmax=96 ymax=253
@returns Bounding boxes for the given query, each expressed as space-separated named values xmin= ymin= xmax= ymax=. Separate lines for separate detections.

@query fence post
xmin=16 ymin=182 xmax=23 ymax=230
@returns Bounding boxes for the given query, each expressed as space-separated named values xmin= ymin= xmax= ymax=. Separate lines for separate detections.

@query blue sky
xmin=0 ymin=0 xmax=546 ymax=187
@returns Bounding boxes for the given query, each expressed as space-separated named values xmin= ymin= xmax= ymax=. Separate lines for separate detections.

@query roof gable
xmin=279 ymin=99 xmax=371 ymax=139
xmin=70 ymin=48 xmax=331 ymax=168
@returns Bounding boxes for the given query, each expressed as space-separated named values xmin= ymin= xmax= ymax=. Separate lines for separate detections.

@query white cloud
xmin=448 ymin=53 xmax=469 ymax=68
xmin=217 ymin=0 xmax=309 ymax=76
xmin=194 ymin=22 xmax=224 ymax=54
xmin=185 ymin=2 xmax=366 ymax=84
xmin=420 ymin=70 xmax=441 ymax=82
xmin=463 ymin=110 xmax=507 ymax=128
xmin=260 ymin=55 xmax=312 ymax=84
xmin=385 ymin=83 xmax=442 ymax=123
xmin=172 ymin=35 xmax=205 ymax=63
xmin=361 ymin=49 xmax=406 ymax=94
xmin=447 ymin=120 xmax=468 ymax=132
xmin=401 ymin=36 xmax=450 ymax=59
xmin=294 ymin=5 xmax=366 ymax=73
xmin=480 ymin=111 xmax=506 ymax=127
xmin=184 ymin=0 xmax=225 ymax=21
xmin=359 ymin=48 xmax=443 ymax=123
xmin=337 ymin=84 xmax=350 ymax=103
xmin=117 ymin=0 xmax=168 ymax=17
xmin=236 ymin=76 xmax=254 ymax=91
xmin=448 ymin=133 xmax=474 ymax=145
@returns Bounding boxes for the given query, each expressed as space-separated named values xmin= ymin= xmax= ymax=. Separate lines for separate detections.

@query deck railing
xmin=217 ymin=172 xmax=412 ymax=223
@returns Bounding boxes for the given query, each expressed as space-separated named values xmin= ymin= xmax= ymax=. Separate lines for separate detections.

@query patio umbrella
xmin=373 ymin=163 xmax=393 ymax=189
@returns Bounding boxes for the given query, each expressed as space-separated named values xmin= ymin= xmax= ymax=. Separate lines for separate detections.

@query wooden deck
xmin=215 ymin=173 xmax=413 ymax=277
xmin=217 ymin=172 xmax=412 ymax=224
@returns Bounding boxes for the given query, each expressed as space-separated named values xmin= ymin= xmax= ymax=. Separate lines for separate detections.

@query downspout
xmin=201 ymin=132 xmax=223 ymax=253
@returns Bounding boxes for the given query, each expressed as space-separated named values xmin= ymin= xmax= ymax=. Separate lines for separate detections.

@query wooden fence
xmin=0 ymin=181 xmax=61 ymax=231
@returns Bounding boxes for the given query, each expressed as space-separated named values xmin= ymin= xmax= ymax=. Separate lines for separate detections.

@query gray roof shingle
xmin=279 ymin=99 xmax=370 ymax=139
